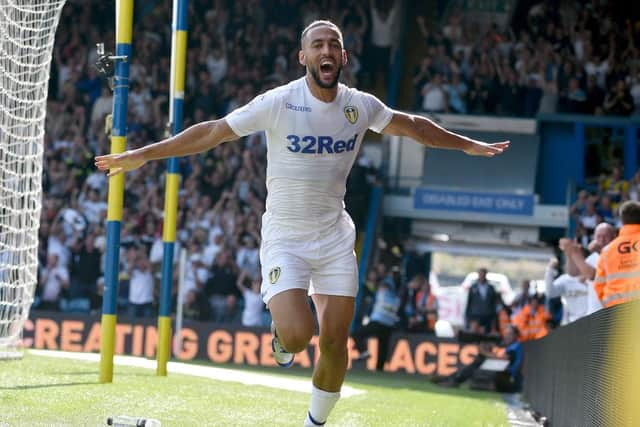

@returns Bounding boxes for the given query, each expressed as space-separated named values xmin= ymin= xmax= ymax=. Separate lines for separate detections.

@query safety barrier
xmin=523 ymin=301 xmax=640 ymax=427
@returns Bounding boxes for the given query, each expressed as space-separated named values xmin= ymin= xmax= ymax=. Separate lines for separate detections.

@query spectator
xmin=579 ymin=199 xmax=601 ymax=235
xmin=598 ymin=195 xmax=615 ymax=224
xmin=183 ymin=289 xmax=211 ymax=322
xmin=600 ymin=165 xmax=629 ymax=207
xmin=545 ymin=252 xmax=589 ymax=325
xmin=499 ymin=69 xmax=525 ymax=116
xmin=570 ymin=190 xmax=591 ymax=221
xmin=464 ymin=268 xmax=498 ymax=334
xmin=37 ymin=254 xmax=69 ymax=311
xmin=409 ymin=277 xmax=438 ymax=333
xmin=399 ymin=273 xmax=420 ymax=330
xmin=559 ymin=77 xmax=587 ymax=113
xmin=236 ymin=236 xmax=260 ymax=280
xmin=206 ymin=250 xmax=240 ymax=323
xmin=628 ymin=69 xmax=640 ymax=115
xmin=511 ymin=279 xmax=531 ymax=315
xmin=467 ymin=75 xmax=489 ymax=114
xmin=182 ymin=252 xmax=209 ymax=299
xmin=79 ymin=188 xmax=108 ymax=226
xmin=236 ymin=270 xmax=264 ymax=327
xmin=446 ymin=72 xmax=467 ymax=114
xmin=126 ymin=249 xmax=155 ymax=318
xmin=585 ymin=75 xmax=605 ymax=114
xmin=604 ymin=80 xmax=634 ymax=116
xmin=421 ymin=73 xmax=448 ymax=113
xmin=563 ymin=223 xmax=617 ymax=315
xmin=368 ymin=0 xmax=398 ymax=88
xmin=412 ymin=57 xmax=434 ymax=109
xmin=90 ymin=86 xmax=113 ymax=128
xmin=47 ymin=222 xmax=71 ymax=268
xmin=353 ymin=274 xmax=400 ymax=371
xmin=495 ymin=296 xmax=512 ymax=340
xmin=65 ymin=233 xmax=102 ymax=313
xmin=523 ymin=76 xmax=543 ymax=116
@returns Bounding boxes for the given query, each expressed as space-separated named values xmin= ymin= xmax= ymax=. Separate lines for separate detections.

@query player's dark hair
xmin=300 ymin=20 xmax=343 ymax=47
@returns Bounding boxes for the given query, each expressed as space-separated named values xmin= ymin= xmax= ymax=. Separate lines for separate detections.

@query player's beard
xmin=309 ymin=63 xmax=342 ymax=89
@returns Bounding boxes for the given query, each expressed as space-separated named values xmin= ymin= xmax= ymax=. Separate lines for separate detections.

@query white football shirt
xmin=226 ymin=77 xmax=393 ymax=236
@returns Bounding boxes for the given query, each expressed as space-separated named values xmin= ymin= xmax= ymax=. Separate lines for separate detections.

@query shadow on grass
xmin=0 ymin=381 xmax=97 ymax=390
xmin=47 ymin=370 xmax=151 ymax=377
xmin=173 ymin=358 xmax=501 ymax=402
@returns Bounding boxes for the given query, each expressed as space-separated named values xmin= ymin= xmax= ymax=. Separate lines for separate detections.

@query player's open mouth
xmin=320 ymin=60 xmax=335 ymax=77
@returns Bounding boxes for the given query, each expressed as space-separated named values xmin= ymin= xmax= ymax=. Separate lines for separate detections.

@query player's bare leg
xmin=303 ymin=294 xmax=355 ymax=426
xmin=268 ymin=289 xmax=315 ymax=358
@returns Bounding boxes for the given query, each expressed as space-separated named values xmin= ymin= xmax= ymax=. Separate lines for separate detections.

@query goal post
xmin=0 ymin=0 xmax=66 ymax=359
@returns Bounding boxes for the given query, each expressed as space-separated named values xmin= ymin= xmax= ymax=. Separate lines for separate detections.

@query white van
xmin=431 ymin=271 xmax=514 ymax=329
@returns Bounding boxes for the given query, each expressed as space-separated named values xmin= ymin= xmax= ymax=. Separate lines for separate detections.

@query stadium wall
xmin=523 ymin=301 xmax=640 ymax=427
xmin=25 ymin=311 xmax=478 ymax=377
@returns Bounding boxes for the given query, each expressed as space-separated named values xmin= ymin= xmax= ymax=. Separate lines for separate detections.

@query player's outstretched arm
xmin=382 ymin=111 xmax=510 ymax=157
xmin=95 ymin=119 xmax=238 ymax=176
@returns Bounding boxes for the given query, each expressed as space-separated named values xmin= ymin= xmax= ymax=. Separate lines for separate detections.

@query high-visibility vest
xmin=594 ymin=224 xmax=640 ymax=308
xmin=512 ymin=305 xmax=550 ymax=342
xmin=498 ymin=308 xmax=511 ymax=338
xmin=415 ymin=291 xmax=437 ymax=331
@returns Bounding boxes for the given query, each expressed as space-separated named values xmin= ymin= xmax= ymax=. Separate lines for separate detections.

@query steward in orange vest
xmin=512 ymin=296 xmax=551 ymax=342
xmin=495 ymin=296 xmax=512 ymax=339
xmin=594 ymin=201 xmax=640 ymax=308
xmin=415 ymin=285 xmax=438 ymax=331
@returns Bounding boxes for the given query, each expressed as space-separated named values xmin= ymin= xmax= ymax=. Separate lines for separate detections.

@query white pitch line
xmin=28 ymin=350 xmax=366 ymax=398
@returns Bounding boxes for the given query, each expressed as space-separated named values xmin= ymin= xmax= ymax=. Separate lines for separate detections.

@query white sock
xmin=304 ymin=385 xmax=340 ymax=426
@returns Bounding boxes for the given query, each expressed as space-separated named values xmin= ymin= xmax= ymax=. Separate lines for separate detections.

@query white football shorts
xmin=259 ymin=211 xmax=358 ymax=304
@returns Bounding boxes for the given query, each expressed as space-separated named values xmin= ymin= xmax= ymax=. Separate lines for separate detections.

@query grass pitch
xmin=0 ymin=351 xmax=508 ymax=426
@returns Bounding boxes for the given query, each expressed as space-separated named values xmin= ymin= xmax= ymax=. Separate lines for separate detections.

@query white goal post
xmin=0 ymin=0 xmax=66 ymax=358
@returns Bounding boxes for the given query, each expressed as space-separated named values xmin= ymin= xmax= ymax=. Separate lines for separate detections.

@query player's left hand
xmin=463 ymin=140 xmax=510 ymax=157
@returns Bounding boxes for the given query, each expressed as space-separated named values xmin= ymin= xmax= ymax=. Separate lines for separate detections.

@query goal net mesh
xmin=0 ymin=0 xmax=66 ymax=358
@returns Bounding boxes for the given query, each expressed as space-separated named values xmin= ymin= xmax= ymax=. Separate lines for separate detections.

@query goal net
xmin=0 ymin=0 xmax=66 ymax=358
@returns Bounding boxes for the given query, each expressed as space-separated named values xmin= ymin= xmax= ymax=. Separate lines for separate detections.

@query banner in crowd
xmin=414 ymin=188 xmax=535 ymax=216
xmin=25 ymin=311 xmax=479 ymax=376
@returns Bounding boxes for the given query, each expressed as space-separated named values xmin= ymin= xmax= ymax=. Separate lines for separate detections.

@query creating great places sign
xmin=414 ymin=188 xmax=534 ymax=216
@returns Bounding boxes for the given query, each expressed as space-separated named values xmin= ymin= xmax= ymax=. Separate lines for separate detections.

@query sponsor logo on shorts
xmin=268 ymin=267 xmax=281 ymax=284
xmin=344 ymin=105 xmax=358 ymax=124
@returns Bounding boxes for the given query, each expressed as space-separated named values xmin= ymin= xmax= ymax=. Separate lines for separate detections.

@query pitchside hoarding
xmin=25 ymin=311 xmax=479 ymax=376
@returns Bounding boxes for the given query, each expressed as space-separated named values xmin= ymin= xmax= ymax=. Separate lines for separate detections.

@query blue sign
xmin=414 ymin=189 xmax=534 ymax=216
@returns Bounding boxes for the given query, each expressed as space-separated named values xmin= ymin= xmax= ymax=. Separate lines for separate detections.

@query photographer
xmin=433 ymin=325 xmax=523 ymax=392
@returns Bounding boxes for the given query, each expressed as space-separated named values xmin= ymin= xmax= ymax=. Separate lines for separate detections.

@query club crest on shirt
xmin=344 ymin=106 xmax=358 ymax=124
xmin=268 ymin=267 xmax=281 ymax=284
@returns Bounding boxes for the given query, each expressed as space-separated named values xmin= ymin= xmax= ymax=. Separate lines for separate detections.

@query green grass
xmin=0 ymin=352 xmax=508 ymax=426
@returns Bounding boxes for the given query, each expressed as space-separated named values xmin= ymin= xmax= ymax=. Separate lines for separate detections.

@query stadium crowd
xmin=414 ymin=1 xmax=640 ymax=117
xmin=36 ymin=0 xmax=639 ymax=344
xmin=36 ymin=0 xmax=391 ymax=323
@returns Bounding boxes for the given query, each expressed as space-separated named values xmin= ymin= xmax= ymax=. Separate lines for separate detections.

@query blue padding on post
xmin=351 ymin=186 xmax=382 ymax=332
xmin=175 ymin=0 xmax=188 ymax=31
xmin=159 ymin=242 xmax=175 ymax=317
xmin=102 ymin=221 xmax=122 ymax=315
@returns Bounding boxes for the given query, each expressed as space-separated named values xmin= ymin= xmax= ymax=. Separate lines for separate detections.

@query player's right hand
xmin=95 ymin=150 xmax=146 ymax=177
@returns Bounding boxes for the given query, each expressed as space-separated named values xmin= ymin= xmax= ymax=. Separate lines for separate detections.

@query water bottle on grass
xmin=106 ymin=415 xmax=161 ymax=427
